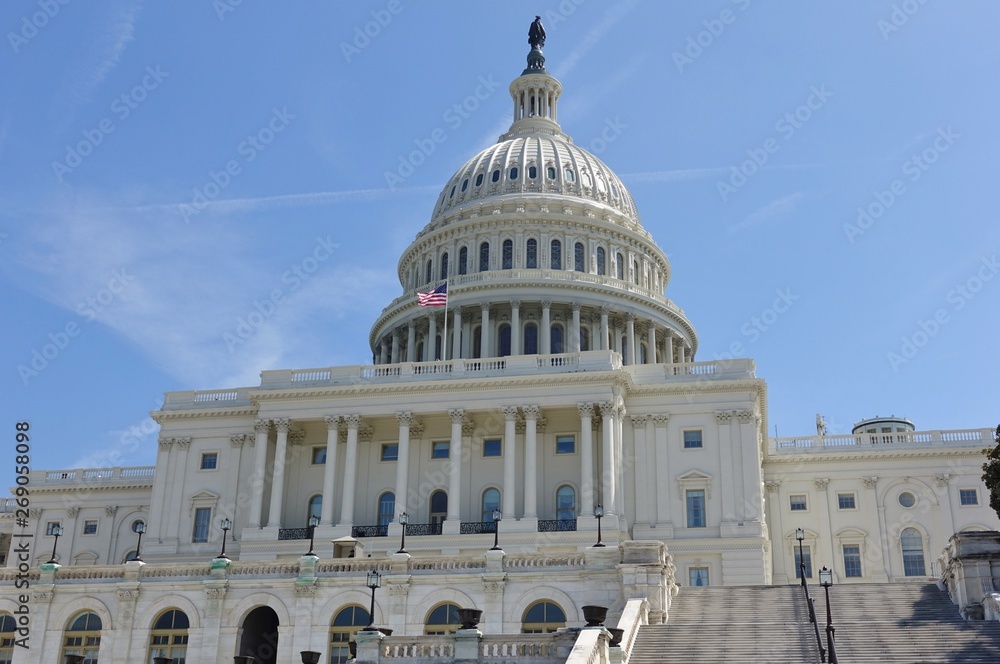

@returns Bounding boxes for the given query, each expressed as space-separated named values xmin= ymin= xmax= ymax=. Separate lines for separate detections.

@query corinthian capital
xmin=502 ymin=406 xmax=519 ymax=421
xmin=272 ymin=418 xmax=291 ymax=433
xmin=323 ymin=415 xmax=341 ymax=429
xmin=599 ymin=401 xmax=616 ymax=417
xmin=577 ymin=403 xmax=594 ymax=419
xmin=396 ymin=411 xmax=414 ymax=427
xmin=448 ymin=408 xmax=465 ymax=424
xmin=254 ymin=419 xmax=271 ymax=433
xmin=522 ymin=405 xmax=540 ymax=420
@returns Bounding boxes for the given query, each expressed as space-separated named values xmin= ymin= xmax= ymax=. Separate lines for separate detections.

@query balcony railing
xmin=351 ymin=524 xmax=388 ymax=538
xmin=278 ymin=528 xmax=310 ymax=540
xmin=460 ymin=521 xmax=498 ymax=535
xmin=771 ymin=428 xmax=993 ymax=453
xmin=537 ymin=519 xmax=578 ymax=532
xmin=36 ymin=466 xmax=155 ymax=485
xmin=405 ymin=523 xmax=442 ymax=536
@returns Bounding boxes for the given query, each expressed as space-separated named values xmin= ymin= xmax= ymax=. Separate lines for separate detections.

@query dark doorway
xmin=239 ymin=606 xmax=279 ymax=664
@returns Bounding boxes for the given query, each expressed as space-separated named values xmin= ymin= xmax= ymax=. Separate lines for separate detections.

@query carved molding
xmin=358 ymin=426 xmax=374 ymax=442
xmin=715 ymin=411 xmax=733 ymax=424
xmin=502 ymin=406 xmax=520 ymax=421
xmin=344 ymin=414 xmax=363 ymax=428
xmin=409 ymin=424 xmax=424 ymax=439
xmin=396 ymin=411 xmax=414 ymax=427
xmin=577 ymin=403 xmax=594 ymax=419
xmin=599 ymin=401 xmax=616 ymax=417
xmin=862 ymin=476 xmax=879 ymax=490
xmin=117 ymin=589 xmax=140 ymax=602
xmin=736 ymin=410 xmax=756 ymax=425
xmin=295 ymin=585 xmax=317 ymax=598
xmin=765 ymin=481 xmax=781 ymax=494
xmin=448 ymin=408 xmax=466 ymax=424
xmin=522 ymin=405 xmax=540 ymax=420
xmin=934 ymin=473 xmax=951 ymax=487
xmin=387 ymin=583 xmax=411 ymax=597
xmin=105 ymin=505 xmax=118 ymax=516
xmin=652 ymin=414 xmax=670 ymax=427
xmin=813 ymin=478 xmax=830 ymax=491
xmin=273 ymin=418 xmax=291 ymax=433
xmin=205 ymin=587 xmax=227 ymax=600
xmin=67 ymin=507 xmax=80 ymax=518
xmin=29 ymin=509 xmax=41 ymax=518
xmin=33 ymin=591 xmax=52 ymax=604
xmin=462 ymin=421 xmax=476 ymax=437
xmin=629 ymin=414 xmax=649 ymax=428
xmin=254 ymin=419 xmax=271 ymax=433
xmin=324 ymin=415 xmax=341 ymax=429
xmin=157 ymin=438 xmax=173 ymax=450
xmin=288 ymin=430 xmax=306 ymax=446
xmin=176 ymin=437 xmax=192 ymax=450
xmin=483 ymin=580 xmax=506 ymax=594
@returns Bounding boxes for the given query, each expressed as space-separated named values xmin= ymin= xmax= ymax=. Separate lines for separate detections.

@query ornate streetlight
xmin=397 ymin=512 xmax=409 ymax=554
xmin=819 ymin=566 xmax=838 ymax=663
xmin=218 ymin=517 xmax=232 ymax=559
xmin=795 ymin=527 xmax=806 ymax=586
xmin=362 ymin=569 xmax=382 ymax=630
xmin=490 ymin=508 xmax=502 ymax=551
xmin=132 ymin=521 xmax=146 ymax=562
xmin=47 ymin=524 xmax=63 ymax=564
xmin=305 ymin=514 xmax=321 ymax=557
xmin=593 ymin=504 xmax=606 ymax=548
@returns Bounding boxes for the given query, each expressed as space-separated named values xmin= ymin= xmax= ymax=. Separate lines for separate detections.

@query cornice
xmin=152 ymin=406 xmax=257 ymax=422
xmin=763 ymin=447 xmax=987 ymax=465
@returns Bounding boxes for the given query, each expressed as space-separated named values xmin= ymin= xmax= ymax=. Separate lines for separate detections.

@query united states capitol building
xmin=3 ymin=25 xmax=998 ymax=664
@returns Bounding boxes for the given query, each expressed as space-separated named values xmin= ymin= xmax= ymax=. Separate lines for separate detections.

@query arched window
xmin=509 ymin=166 xmax=519 ymax=180
xmin=440 ymin=252 xmax=449 ymax=280
xmin=901 ymin=528 xmax=926 ymax=576
xmin=529 ymin=165 xmax=538 ymax=179
xmin=461 ymin=178 xmax=469 ymax=192
xmin=526 ymin=239 xmax=538 ymax=268
xmin=0 ymin=613 xmax=16 ymax=664
xmin=633 ymin=260 xmax=640 ymax=285
xmin=616 ymin=253 xmax=624 ymax=280
xmin=565 ymin=168 xmax=575 ymax=183
xmin=482 ymin=488 xmax=501 ymax=522
xmin=524 ymin=323 xmax=538 ymax=355
xmin=122 ymin=551 xmax=138 ymax=563
xmin=580 ymin=327 xmax=590 ymax=352
xmin=449 ymin=185 xmax=456 ymax=199
xmin=378 ymin=492 xmax=395 ymax=527
xmin=596 ymin=247 xmax=606 ymax=275
xmin=479 ymin=242 xmax=490 ymax=271
xmin=550 ymin=239 xmax=562 ymax=269
xmin=459 ymin=247 xmax=468 ymax=275
xmin=502 ymin=239 xmax=513 ymax=269
xmin=472 ymin=325 xmax=482 ymax=359
xmin=557 ymin=485 xmax=576 ymax=521
xmin=430 ymin=490 xmax=448 ymax=527
xmin=492 ymin=169 xmax=501 ymax=183
xmin=522 ymin=601 xmax=567 ymax=634
xmin=550 ymin=325 xmax=564 ymax=354
xmin=330 ymin=605 xmax=370 ymax=664
xmin=308 ymin=495 xmax=323 ymax=522
xmin=149 ymin=609 xmax=189 ymax=664
xmin=546 ymin=166 xmax=556 ymax=180
xmin=425 ymin=603 xmax=461 ymax=635
xmin=63 ymin=612 xmax=102 ymax=664
xmin=499 ymin=324 xmax=511 ymax=357
xmin=426 ymin=259 xmax=433 ymax=284
xmin=574 ymin=243 xmax=585 ymax=272
xmin=475 ymin=173 xmax=484 ymax=187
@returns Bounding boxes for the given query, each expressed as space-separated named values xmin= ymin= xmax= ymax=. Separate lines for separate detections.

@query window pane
xmin=574 ymin=243 xmax=584 ymax=272
xmin=483 ymin=439 xmax=502 ymax=457
xmin=312 ymin=447 xmax=327 ymax=464
xmin=479 ymin=242 xmax=490 ymax=271
xmin=200 ymin=453 xmax=217 ymax=470
xmin=502 ymin=240 xmax=513 ymax=269
xmin=432 ymin=441 xmax=449 ymax=459
xmin=683 ymin=431 xmax=702 ymax=448
xmin=550 ymin=240 xmax=561 ymax=269
xmin=482 ymin=489 xmax=501 ymax=522
xmin=550 ymin=325 xmax=564 ymax=354
xmin=378 ymin=493 xmax=395 ymax=527
xmin=960 ymin=489 xmax=978 ymax=505
xmin=556 ymin=436 xmax=575 ymax=454
xmin=193 ymin=508 xmax=211 ymax=542
xmin=843 ymin=545 xmax=862 ymax=577
xmin=526 ymin=239 xmax=537 ymax=268
xmin=689 ymin=567 xmax=709 ymax=586
xmin=596 ymin=247 xmax=605 ymax=275
xmin=901 ymin=528 xmax=925 ymax=576
xmin=524 ymin=324 xmax=538 ymax=355
xmin=794 ymin=546 xmax=813 ymax=578
xmin=837 ymin=493 xmax=855 ymax=509
xmin=790 ymin=495 xmax=808 ymax=511
xmin=459 ymin=247 xmax=468 ymax=275
xmin=440 ymin=252 xmax=449 ymax=280
xmin=556 ymin=486 xmax=575 ymax=520
xmin=308 ymin=495 xmax=323 ymax=520
xmin=381 ymin=444 xmax=398 ymax=461
xmin=686 ymin=490 xmax=705 ymax=528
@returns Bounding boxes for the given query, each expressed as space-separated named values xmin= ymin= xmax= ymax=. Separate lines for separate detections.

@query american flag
xmin=417 ymin=282 xmax=447 ymax=306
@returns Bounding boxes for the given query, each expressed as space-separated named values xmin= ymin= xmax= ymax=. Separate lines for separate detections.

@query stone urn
xmin=300 ymin=651 xmax=321 ymax=664
xmin=582 ymin=605 xmax=608 ymax=627
xmin=348 ymin=641 xmax=357 ymax=659
xmin=607 ymin=628 xmax=624 ymax=647
xmin=457 ymin=608 xmax=483 ymax=629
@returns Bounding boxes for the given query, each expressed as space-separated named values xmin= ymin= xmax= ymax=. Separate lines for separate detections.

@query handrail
xmin=827 ymin=624 xmax=838 ymax=664
xmin=798 ymin=561 xmax=826 ymax=663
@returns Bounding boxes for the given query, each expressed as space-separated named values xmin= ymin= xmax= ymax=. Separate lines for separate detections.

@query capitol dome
xmin=370 ymin=44 xmax=697 ymax=367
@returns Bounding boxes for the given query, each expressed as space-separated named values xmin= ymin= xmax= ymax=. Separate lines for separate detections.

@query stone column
xmin=502 ymin=407 xmax=518 ymax=517
xmin=510 ymin=302 xmax=521 ymax=355
xmin=395 ymin=412 xmax=413 ymax=518
xmin=480 ymin=304 xmax=491 ymax=358
xmin=615 ymin=403 xmax=626 ymax=519
xmin=149 ymin=438 xmax=173 ymax=538
xmin=340 ymin=415 xmax=361 ymax=527
xmin=632 ymin=415 xmax=650 ymax=525
xmin=600 ymin=402 xmax=617 ymax=513
xmin=462 ymin=312 xmax=472 ymax=358
xmin=737 ymin=410 xmax=762 ymax=527
xmin=646 ymin=322 xmax=657 ymax=364
xmin=540 ymin=301 xmax=551 ymax=354
xmin=452 ymin=308 xmax=463 ymax=360
xmin=406 ymin=323 xmax=416 ymax=362
xmin=523 ymin=405 xmax=540 ymax=518
xmin=663 ymin=329 xmax=674 ymax=367
xmin=578 ymin=403 xmax=595 ymax=515
xmin=266 ymin=418 xmax=290 ymax=528
xmin=447 ymin=409 xmax=465 ymax=525
xmin=600 ymin=307 xmax=610 ymax=351
xmin=166 ymin=438 xmax=191 ymax=539
xmin=765 ymin=481 xmax=786 ymax=582
xmin=321 ymin=416 xmax=340 ymax=526
xmin=716 ymin=411 xmax=736 ymax=526
xmin=428 ymin=314 xmax=438 ymax=360
xmin=571 ymin=303 xmax=581 ymax=353
xmin=626 ymin=314 xmax=636 ymax=365
xmin=390 ymin=331 xmax=400 ymax=364
xmin=248 ymin=419 xmax=270 ymax=528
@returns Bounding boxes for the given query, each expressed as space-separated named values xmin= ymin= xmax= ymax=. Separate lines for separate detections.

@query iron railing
xmin=278 ymin=528 xmax=310 ymax=540
xmin=459 ymin=521 xmax=498 ymax=535
xmin=405 ymin=523 xmax=442 ymax=536
xmin=537 ymin=519 xmax=577 ymax=532
xmin=351 ymin=524 xmax=389 ymax=538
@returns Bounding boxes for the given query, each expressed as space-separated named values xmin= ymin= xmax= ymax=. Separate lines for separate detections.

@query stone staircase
xmin=630 ymin=585 xmax=820 ymax=663
xmin=629 ymin=582 xmax=1000 ymax=663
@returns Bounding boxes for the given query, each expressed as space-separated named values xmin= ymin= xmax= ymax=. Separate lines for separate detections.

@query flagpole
xmin=441 ymin=278 xmax=449 ymax=361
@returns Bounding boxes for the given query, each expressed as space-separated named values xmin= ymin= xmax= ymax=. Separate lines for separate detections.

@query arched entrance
xmin=239 ymin=606 xmax=279 ymax=664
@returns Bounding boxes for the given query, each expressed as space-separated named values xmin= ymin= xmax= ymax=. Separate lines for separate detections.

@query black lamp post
xmin=593 ymin=504 xmax=605 ymax=547
xmin=397 ymin=512 xmax=409 ymax=554
xmin=218 ymin=517 xmax=232 ymax=559
xmin=363 ymin=569 xmax=382 ymax=630
xmin=795 ymin=527 xmax=806 ymax=586
xmin=47 ymin=524 xmax=63 ymax=564
xmin=305 ymin=514 xmax=320 ymax=557
xmin=133 ymin=521 xmax=146 ymax=562
xmin=819 ymin=566 xmax=838 ymax=663
xmin=490 ymin=508 xmax=502 ymax=551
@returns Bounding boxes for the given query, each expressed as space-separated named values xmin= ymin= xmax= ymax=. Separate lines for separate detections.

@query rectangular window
xmin=689 ymin=567 xmax=709 ymax=587
xmin=794 ymin=545 xmax=813 ymax=579
xmin=843 ymin=544 xmax=862 ymax=578
xmin=83 ymin=520 xmax=98 ymax=535
xmin=311 ymin=446 xmax=327 ymax=464
xmin=686 ymin=489 xmax=706 ymax=528
xmin=683 ymin=430 xmax=703 ymax=449
xmin=381 ymin=443 xmax=398 ymax=461
xmin=556 ymin=435 xmax=575 ymax=454
xmin=200 ymin=452 xmax=218 ymax=470
xmin=789 ymin=495 xmax=808 ymax=511
xmin=959 ymin=489 xmax=979 ymax=506
xmin=46 ymin=521 xmax=61 ymax=536
xmin=192 ymin=508 xmax=211 ymax=543
xmin=837 ymin=493 xmax=856 ymax=510
xmin=483 ymin=439 xmax=502 ymax=457
xmin=432 ymin=441 xmax=450 ymax=459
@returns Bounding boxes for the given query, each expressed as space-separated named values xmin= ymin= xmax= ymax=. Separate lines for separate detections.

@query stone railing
xmin=771 ymin=428 xmax=994 ymax=454
xmin=360 ymin=630 xmax=577 ymax=663
xmin=161 ymin=387 xmax=253 ymax=410
xmin=35 ymin=466 xmax=155 ymax=485
xmin=613 ymin=598 xmax=649 ymax=664
xmin=565 ymin=627 xmax=611 ymax=664
xmin=937 ymin=531 xmax=1000 ymax=620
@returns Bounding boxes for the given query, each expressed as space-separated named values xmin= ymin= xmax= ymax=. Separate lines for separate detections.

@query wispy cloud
xmin=727 ymin=192 xmax=805 ymax=234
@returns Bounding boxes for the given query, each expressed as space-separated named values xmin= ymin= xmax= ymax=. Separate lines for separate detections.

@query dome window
xmin=461 ymin=179 xmax=469 ymax=192
xmin=526 ymin=239 xmax=538 ymax=269
xmin=509 ymin=166 xmax=519 ymax=180
xmin=596 ymin=178 xmax=607 ymax=193
xmin=610 ymin=184 xmax=619 ymax=199
xmin=565 ymin=169 xmax=575 ymax=183
xmin=550 ymin=239 xmax=562 ymax=269
xmin=458 ymin=247 xmax=468 ymax=275
xmin=546 ymin=166 xmax=556 ymax=180
xmin=616 ymin=253 xmax=624 ymax=280
xmin=475 ymin=173 xmax=484 ymax=187
xmin=479 ymin=242 xmax=490 ymax=271
xmin=449 ymin=185 xmax=456 ymax=199
xmin=529 ymin=166 xmax=538 ymax=179
xmin=440 ymin=252 xmax=449 ymax=280
xmin=574 ymin=242 xmax=585 ymax=272
xmin=582 ymin=172 xmax=592 ymax=187
xmin=596 ymin=247 xmax=606 ymax=276
xmin=502 ymin=239 xmax=513 ymax=269
xmin=492 ymin=169 xmax=501 ymax=183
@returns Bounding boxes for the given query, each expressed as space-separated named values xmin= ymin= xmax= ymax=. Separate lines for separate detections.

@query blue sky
xmin=2 ymin=1 xmax=998 ymax=484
